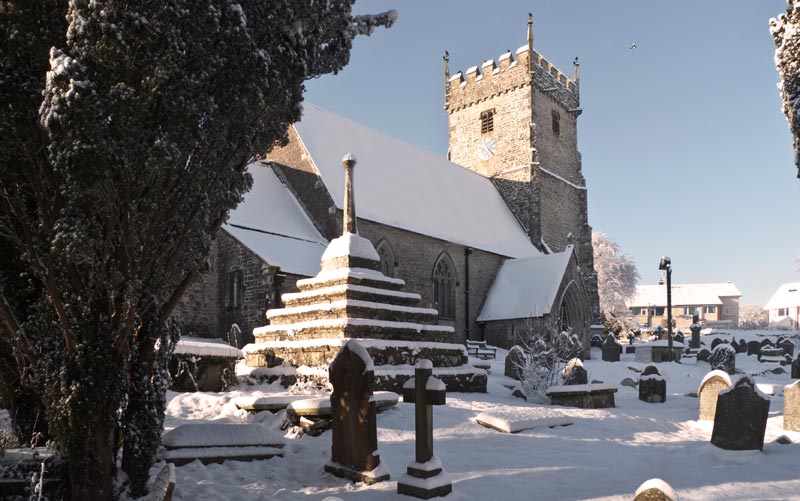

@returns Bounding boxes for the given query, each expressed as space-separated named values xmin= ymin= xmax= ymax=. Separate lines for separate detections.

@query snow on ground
xmin=164 ymin=329 xmax=800 ymax=500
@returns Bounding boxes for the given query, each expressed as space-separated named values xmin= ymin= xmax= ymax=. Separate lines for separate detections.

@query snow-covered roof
xmin=291 ymin=104 xmax=540 ymax=259
xmin=764 ymin=282 xmax=800 ymax=310
xmin=477 ymin=248 xmax=573 ymax=321
xmin=626 ymin=282 xmax=741 ymax=308
xmin=223 ymin=162 xmax=328 ymax=277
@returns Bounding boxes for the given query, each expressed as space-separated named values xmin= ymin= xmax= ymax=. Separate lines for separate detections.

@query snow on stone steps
xmin=266 ymin=299 xmax=438 ymax=323
xmin=281 ymin=283 xmax=421 ymax=306
xmin=253 ymin=317 xmax=455 ymax=338
xmin=296 ymin=267 xmax=405 ymax=291
xmin=243 ymin=337 xmax=468 ymax=354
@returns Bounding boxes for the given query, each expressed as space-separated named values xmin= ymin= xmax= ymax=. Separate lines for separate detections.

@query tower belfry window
xmin=551 ymin=110 xmax=561 ymax=137
xmin=480 ymin=109 xmax=494 ymax=134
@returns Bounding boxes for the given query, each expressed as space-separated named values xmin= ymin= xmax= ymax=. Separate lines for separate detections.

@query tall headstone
xmin=784 ymin=380 xmax=800 ymax=432
xmin=324 ymin=341 xmax=389 ymax=484
xmin=747 ymin=340 xmax=761 ymax=356
xmin=397 ymin=360 xmax=452 ymax=499
xmin=780 ymin=339 xmax=795 ymax=357
xmin=689 ymin=314 xmax=701 ymax=350
xmin=602 ymin=335 xmax=621 ymax=362
xmin=639 ymin=366 xmax=666 ymax=404
xmin=711 ymin=376 xmax=770 ymax=451
xmin=792 ymin=356 xmax=800 ymax=379
xmin=697 ymin=370 xmax=733 ymax=421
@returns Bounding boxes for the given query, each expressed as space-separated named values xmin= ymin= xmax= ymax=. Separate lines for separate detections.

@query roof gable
xmin=292 ymin=104 xmax=540 ymax=259
xmin=627 ymin=282 xmax=741 ymax=308
xmin=477 ymin=247 xmax=573 ymax=321
xmin=764 ymin=282 xmax=800 ymax=310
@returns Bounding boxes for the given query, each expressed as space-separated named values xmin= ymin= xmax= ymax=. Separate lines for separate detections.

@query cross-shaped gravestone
xmin=689 ymin=314 xmax=701 ymax=349
xmin=397 ymin=359 xmax=452 ymax=499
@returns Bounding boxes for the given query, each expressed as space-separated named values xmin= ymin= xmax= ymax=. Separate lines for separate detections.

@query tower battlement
xmin=445 ymin=45 xmax=579 ymax=113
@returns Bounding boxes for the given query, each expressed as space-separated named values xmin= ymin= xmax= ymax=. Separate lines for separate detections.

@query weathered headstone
xmin=689 ymin=315 xmax=701 ymax=349
xmin=633 ymin=478 xmax=678 ymax=501
xmin=793 ymin=356 xmax=800 ymax=379
xmin=324 ymin=341 xmax=389 ymax=484
xmin=711 ymin=376 xmax=770 ymax=451
xmin=777 ymin=336 xmax=786 ymax=345
xmin=696 ymin=348 xmax=711 ymax=363
xmin=654 ymin=326 xmax=665 ymax=340
xmin=697 ymin=370 xmax=733 ymax=421
xmin=733 ymin=339 xmax=747 ymax=354
xmin=708 ymin=344 xmax=735 ymax=375
xmin=710 ymin=338 xmax=724 ymax=350
xmin=784 ymin=380 xmax=800 ymax=432
xmin=398 ymin=359 xmax=452 ymax=499
xmin=760 ymin=338 xmax=775 ymax=351
xmin=504 ymin=345 xmax=526 ymax=380
xmin=639 ymin=365 xmax=666 ymax=404
xmin=747 ymin=340 xmax=761 ymax=356
xmin=563 ymin=358 xmax=588 ymax=385
xmin=673 ymin=332 xmax=684 ymax=345
xmin=602 ymin=335 xmax=622 ymax=362
xmin=591 ymin=334 xmax=604 ymax=348
xmin=780 ymin=339 xmax=795 ymax=357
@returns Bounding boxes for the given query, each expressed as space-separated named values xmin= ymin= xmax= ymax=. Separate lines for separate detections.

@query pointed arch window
xmin=432 ymin=254 xmax=455 ymax=319
xmin=376 ymin=239 xmax=396 ymax=278
xmin=227 ymin=269 xmax=244 ymax=309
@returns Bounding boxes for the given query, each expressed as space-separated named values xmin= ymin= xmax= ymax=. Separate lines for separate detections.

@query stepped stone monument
xmin=242 ymin=154 xmax=487 ymax=392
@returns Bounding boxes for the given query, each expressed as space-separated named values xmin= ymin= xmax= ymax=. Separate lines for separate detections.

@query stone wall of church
xmin=356 ymin=218 xmax=505 ymax=345
xmin=172 ymin=242 xmax=219 ymax=338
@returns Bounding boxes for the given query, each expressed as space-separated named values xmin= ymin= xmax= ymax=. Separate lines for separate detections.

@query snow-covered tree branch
xmin=771 ymin=0 xmax=800 ymax=178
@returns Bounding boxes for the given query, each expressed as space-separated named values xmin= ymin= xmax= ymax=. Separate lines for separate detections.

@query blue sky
xmin=305 ymin=0 xmax=799 ymax=306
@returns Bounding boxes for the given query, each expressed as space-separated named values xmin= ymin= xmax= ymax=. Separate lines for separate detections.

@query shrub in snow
xmin=515 ymin=326 xmax=584 ymax=403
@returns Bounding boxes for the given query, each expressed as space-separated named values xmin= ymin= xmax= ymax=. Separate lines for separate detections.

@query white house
xmin=764 ymin=282 xmax=800 ymax=329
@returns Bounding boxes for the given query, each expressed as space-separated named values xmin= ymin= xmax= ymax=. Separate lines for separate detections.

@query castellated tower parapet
xmin=444 ymin=15 xmax=599 ymax=322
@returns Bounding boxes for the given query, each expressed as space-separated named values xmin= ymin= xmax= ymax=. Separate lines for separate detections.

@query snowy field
xmin=161 ymin=329 xmax=800 ymax=500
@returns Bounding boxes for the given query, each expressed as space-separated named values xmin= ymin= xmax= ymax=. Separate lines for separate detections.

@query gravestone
xmin=780 ymin=339 xmax=795 ymax=357
xmin=639 ymin=366 xmax=666 ymax=404
xmin=654 ymin=327 xmax=665 ymax=340
xmin=324 ymin=341 xmax=389 ymax=484
xmin=634 ymin=478 xmax=678 ymax=501
xmin=698 ymin=370 xmax=733 ymax=421
xmin=673 ymin=332 xmax=684 ymax=345
xmin=777 ymin=336 xmax=786 ymax=345
xmin=782 ymin=354 xmax=793 ymax=366
xmin=759 ymin=347 xmax=784 ymax=363
xmin=784 ymin=380 xmax=800 ymax=432
xmin=504 ymin=345 xmax=526 ymax=380
xmin=602 ymin=335 xmax=622 ymax=362
xmin=747 ymin=340 xmax=761 ymax=356
xmin=708 ymin=344 xmax=735 ymax=375
xmin=696 ymin=348 xmax=711 ymax=363
xmin=793 ymin=356 xmax=800 ymax=379
xmin=563 ymin=358 xmax=588 ymax=385
xmin=711 ymin=376 xmax=770 ymax=451
xmin=733 ymin=339 xmax=747 ymax=354
xmin=591 ymin=334 xmax=603 ymax=348
xmin=689 ymin=315 xmax=702 ymax=349
xmin=397 ymin=359 xmax=452 ymax=499
xmin=760 ymin=338 xmax=775 ymax=351
xmin=710 ymin=338 xmax=724 ymax=350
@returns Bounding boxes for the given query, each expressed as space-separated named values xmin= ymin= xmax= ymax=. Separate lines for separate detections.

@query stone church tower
xmin=444 ymin=15 xmax=599 ymax=320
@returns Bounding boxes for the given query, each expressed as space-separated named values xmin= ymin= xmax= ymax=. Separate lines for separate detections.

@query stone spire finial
xmin=443 ymin=50 xmax=450 ymax=109
xmin=342 ymin=153 xmax=357 ymax=235
xmin=573 ymin=56 xmax=580 ymax=82
xmin=527 ymin=13 xmax=534 ymax=71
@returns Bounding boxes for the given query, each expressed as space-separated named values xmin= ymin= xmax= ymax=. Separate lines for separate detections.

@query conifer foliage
xmin=771 ymin=0 xmax=800 ymax=178
xmin=0 ymin=1 xmax=394 ymax=499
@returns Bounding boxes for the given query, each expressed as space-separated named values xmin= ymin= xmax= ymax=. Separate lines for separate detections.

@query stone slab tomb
xmin=324 ymin=340 xmax=389 ymax=484
xmin=711 ymin=376 xmax=770 ymax=451
xmin=242 ymin=154 xmax=486 ymax=392
xmin=638 ymin=365 xmax=666 ymax=404
xmin=697 ymin=370 xmax=732 ymax=421
xmin=784 ymin=380 xmax=800 ymax=432
xmin=397 ymin=359 xmax=452 ymax=499
xmin=547 ymin=383 xmax=618 ymax=409
xmin=760 ymin=347 xmax=784 ymax=363
xmin=160 ymin=423 xmax=286 ymax=466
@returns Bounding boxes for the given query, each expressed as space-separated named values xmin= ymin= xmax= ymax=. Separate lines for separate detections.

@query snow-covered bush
xmin=515 ymin=326 xmax=584 ymax=403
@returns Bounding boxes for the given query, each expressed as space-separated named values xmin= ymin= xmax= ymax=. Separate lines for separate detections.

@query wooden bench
xmin=467 ymin=340 xmax=497 ymax=360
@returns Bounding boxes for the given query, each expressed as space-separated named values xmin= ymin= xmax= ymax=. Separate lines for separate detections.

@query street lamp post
xmin=659 ymin=256 xmax=673 ymax=362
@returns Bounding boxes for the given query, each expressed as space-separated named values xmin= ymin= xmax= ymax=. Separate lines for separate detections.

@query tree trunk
xmin=70 ymin=421 xmax=115 ymax=501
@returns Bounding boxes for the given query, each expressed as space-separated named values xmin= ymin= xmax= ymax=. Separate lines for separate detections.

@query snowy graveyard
xmin=149 ymin=329 xmax=800 ymax=500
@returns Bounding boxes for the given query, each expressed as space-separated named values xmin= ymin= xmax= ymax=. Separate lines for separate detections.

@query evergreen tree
xmin=771 ymin=0 xmax=800 ymax=178
xmin=0 ymin=1 xmax=394 ymax=498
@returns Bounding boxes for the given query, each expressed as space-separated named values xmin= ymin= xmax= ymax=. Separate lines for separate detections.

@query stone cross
xmin=324 ymin=340 xmax=389 ymax=484
xmin=397 ymin=359 xmax=452 ymax=499
xmin=342 ymin=153 xmax=358 ymax=234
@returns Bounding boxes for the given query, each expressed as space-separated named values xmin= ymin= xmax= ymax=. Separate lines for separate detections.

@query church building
xmin=173 ymin=17 xmax=600 ymax=353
